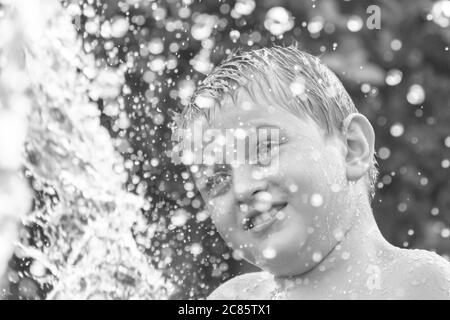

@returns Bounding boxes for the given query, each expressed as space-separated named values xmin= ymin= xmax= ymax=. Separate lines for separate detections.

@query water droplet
xmin=390 ymin=123 xmax=404 ymax=137
xmin=312 ymin=252 xmax=322 ymax=262
xmin=444 ymin=136 xmax=450 ymax=148
xmin=196 ymin=210 xmax=209 ymax=222
xmin=229 ymin=30 xmax=240 ymax=43
xmin=234 ymin=128 xmax=247 ymax=139
xmin=254 ymin=191 xmax=273 ymax=212
xmin=234 ymin=0 xmax=256 ymax=16
xmin=190 ymin=243 xmax=203 ymax=256
xmin=288 ymin=184 xmax=298 ymax=193
xmin=264 ymin=7 xmax=294 ymax=36
xmin=110 ymin=16 xmax=129 ymax=38
xmin=390 ymin=39 xmax=402 ymax=51
xmin=347 ymin=15 xmax=363 ymax=32
xmin=406 ymin=84 xmax=425 ymax=105
xmin=341 ymin=252 xmax=351 ymax=260
xmin=149 ymin=56 xmax=166 ymax=73
xmin=378 ymin=147 xmax=391 ymax=160
xmin=333 ymin=229 xmax=345 ymax=241
xmin=29 ymin=261 xmax=46 ymax=277
xmin=430 ymin=0 xmax=450 ymax=28
xmin=262 ymin=247 xmax=277 ymax=259
xmin=170 ymin=209 xmax=189 ymax=227
xmin=194 ymin=95 xmax=215 ymax=109
xmin=310 ymin=193 xmax=323 ymax=207
xmin=307 ymin=16 xmax=324 ymax=34
xmin=148 ymin=38 xmax=164 ymax=55
xmin=289 ymin=76 xmax=305 ymax=96
xmin=232 ymin=249 xmax=245 ymax=260
xmin=191 ymin=14 xmax=217 ymax=40
xmin=385 ymin=69 xmax=403 ymax=86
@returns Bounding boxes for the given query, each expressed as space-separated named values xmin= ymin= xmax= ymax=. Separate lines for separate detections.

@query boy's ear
xmin=341 ymin=113 xmax=375 ymax=181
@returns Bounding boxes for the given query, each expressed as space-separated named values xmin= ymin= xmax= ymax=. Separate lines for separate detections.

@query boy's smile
xmin=240 ymin=197 xmax=288 ymax=233
xmin=193 ymin=88 xmax=355 ymax=276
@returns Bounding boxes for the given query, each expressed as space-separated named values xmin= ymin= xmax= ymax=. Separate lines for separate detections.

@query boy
xmin=173 ymin=46 xmax=450 ymax=299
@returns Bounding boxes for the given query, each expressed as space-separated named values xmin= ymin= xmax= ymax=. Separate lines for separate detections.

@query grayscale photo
xmin=0 ymin=0 xmax=450 ymax=303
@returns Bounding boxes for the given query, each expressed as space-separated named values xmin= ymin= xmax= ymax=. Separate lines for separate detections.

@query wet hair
xmin=175 ymin=45 xmax=378 ymax=200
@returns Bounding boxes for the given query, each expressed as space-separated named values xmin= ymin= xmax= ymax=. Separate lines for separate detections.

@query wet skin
xmin=195 ymin=89 xmax=450 ymax=299
xmin=194 ymin=89 xmax=354 ymax=276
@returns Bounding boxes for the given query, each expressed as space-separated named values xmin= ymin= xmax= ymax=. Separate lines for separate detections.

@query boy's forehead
xmin=195 ymin=87 xmax=325 ymax=138
xmin=212 ymin=89 xmax=286 ymax=128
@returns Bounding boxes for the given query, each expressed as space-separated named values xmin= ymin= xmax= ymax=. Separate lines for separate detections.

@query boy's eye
xmin=257 ymin=140 xmax=272 ymax=156
xmin=257 ymin=140 xmax=278 ymax=166
xmin=204 ymin=171 xmax=232 ymax=198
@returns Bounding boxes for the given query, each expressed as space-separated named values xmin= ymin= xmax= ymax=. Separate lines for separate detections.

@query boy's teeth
xmin=250 ymin=209 xmax=277 ymax=228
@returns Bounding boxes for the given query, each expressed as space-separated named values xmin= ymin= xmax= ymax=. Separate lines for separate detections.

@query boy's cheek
xmin=208 ymin=201 xmax=238 ymax=236
xmin=272 ymin=211 xmax=308 ymax=246
xmin=209 ymin=207 xmax=230 ymax=231
xmin=281 ymin=148 xmax=346 ymax=198
xmin=210 ymin=214 xmax=238 ymax=248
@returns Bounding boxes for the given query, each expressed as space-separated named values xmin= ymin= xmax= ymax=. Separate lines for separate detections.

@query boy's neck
xmin=274 ymin=198 xmax=396 ymax=289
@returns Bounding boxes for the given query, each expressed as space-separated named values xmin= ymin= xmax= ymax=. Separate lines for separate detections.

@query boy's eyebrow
xmin=249 ymin=122 xmax=287 ymax=137
xmin=254 ymin=124 xmax=281 ymax=131
xmin=246 ymin=118 xmax=281 ymax=129
xmin=196 ymin=164 xmax=230 ymax=178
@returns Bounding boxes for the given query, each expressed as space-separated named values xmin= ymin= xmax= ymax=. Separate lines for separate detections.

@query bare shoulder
xmin=208 ymin=272 xmax=275 ymax=300
xmin=395 ymin=249 xmax=450 ymax=299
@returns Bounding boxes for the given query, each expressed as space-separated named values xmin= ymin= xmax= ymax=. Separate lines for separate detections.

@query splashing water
xmin=0 ymin=0 xmax=33 ymax=289
xmin=0 ymin=0 xmax=173 ymax=299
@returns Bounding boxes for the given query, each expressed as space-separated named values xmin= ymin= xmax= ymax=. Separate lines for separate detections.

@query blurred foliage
xmin=14 ymin=0 xmax=450 ymax=299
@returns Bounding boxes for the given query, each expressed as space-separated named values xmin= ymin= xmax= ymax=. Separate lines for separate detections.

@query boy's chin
xmin=255 ymin=261 xmax=310 ymax=277
xmin=247 ymin=251 xmax=312 ymax=277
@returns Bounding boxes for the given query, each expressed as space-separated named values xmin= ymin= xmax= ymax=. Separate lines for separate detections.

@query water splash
xmin=1 ymin=0 xmax=173 ymax=299
xmin=0 ymin=0 xmax=33 ymax=284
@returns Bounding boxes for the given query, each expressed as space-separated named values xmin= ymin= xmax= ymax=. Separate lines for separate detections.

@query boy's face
xmin=193 ymin=89 xmax=356 ymax=276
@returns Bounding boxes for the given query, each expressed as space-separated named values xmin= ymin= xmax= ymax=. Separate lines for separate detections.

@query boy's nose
xmin=232 ymin=165 xmax=268 ymax=203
